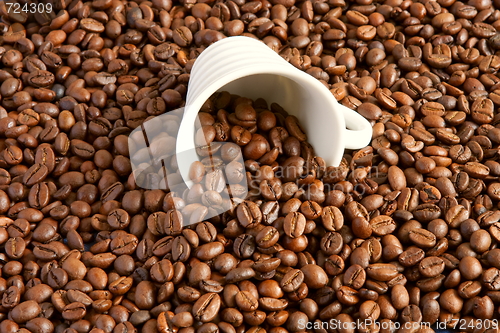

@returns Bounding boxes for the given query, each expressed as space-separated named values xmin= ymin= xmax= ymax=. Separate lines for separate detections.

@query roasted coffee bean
xmin=256 ymin=226 xmax=279 ymax=248
xmin=192 ymin=293 xmax=221 ymax=322
xmin=321 ymin=206 xmax=343 ymax=231
xmin=344 ymin=264 xmax=366 ymax=289
xmin=419 ymin=256 xmax=445 ymax=277
xmin=236 ymin=201 xmax=262 ymax=228
xmin=409 ymin=228 xmax=437 ymax=248
xmin=370 ymin=215 xmax=396 ymax=236
xmin=366 ymin=263 xmax=399 ymax=282
xmin=320 ymin=232 xmax=343 ymax=255
xmin=280 ymin=269 xmax=304 ymax=292
xmin=283 ymin=212 xmax=306 ymax=238
xmin=336 ymin=285 xmax=360 ymax=305
xmin=399 ymin=247 xmax=425 ymax=267
xmin=233 ymin=233 xmax=255 ymax=259
xmin=10 ymin=300 xmax=41 ymax=323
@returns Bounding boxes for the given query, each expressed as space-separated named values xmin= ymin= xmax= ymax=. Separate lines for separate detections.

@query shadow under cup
xmin=128 ymin=107 xmax=249 ymax=228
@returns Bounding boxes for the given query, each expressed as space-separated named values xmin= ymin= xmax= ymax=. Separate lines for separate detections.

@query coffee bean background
xmin=1 ymin=0 xmax=500 ymax=332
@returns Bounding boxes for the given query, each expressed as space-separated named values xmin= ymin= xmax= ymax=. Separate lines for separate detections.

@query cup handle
xmin=338 ymin=103 xmax=373 ymax=150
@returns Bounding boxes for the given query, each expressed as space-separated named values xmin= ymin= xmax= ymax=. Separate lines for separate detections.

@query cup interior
xmin=218 ymin=73 xmax=345 ymax=166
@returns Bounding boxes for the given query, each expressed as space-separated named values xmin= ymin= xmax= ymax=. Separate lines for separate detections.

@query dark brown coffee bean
xmin=172 ymin=236 xmax=191 ymax=262
xmin=336 ymin=285 xmax=360 ymax=305
xmin=320 ymin=232 xmax=343 ymax=255
xmin=366 ymin=263 xmax=399 ymax=282
xmin=2 ymin=285 xmax=21 ymax=309
xmin=370 ymin=215 xmax=396 ymax=236
xmin=300 ymin=200 xmax=322 ymax=219
xmin=5 ymin=237 xmax=26 ymax=259
xmin=11 ymin=300 xmax=41 ymax=323
xmin=419 ymin=256 xmax=445 ymax=277
xmin=458 ymin=280 xmax=482 ymax=299
xmin=192 ymin=293 xmax=221 ymax=322
xmin=344 ymin=264 xmax=366 ymax=289
xmin=439 ymin=289 xmax=463 ymax=313
xmin=27 ymin=70 xmax=55 ymax=88
xmin=173 ymin=27 xmax=193 ymax=47
xmin=150 ymin=259 xmax=174 ymax=283
xmin=236 ymin=201 xmax=262 ymax=228
xmin=280 ymin=269 xmax=304 ymax=292
xmin=258 ymin=297 xmax=288 ymax=311
xmin=283 ymin=212 xmax=306 ymax=238
xmin=399 ymin=246 xmax=425 ymax=267
xmin=409 ymin=228 xmax=437 ymax=247
xmin=256 ymin=226 xmax=279 ymax=248
xmin=22 ymin=163 xmax=49 ymax=186
xmin=321 ymin=206 xmax=343 ymax=231
xmin=71 ymin=139 xmax=96 ymax=159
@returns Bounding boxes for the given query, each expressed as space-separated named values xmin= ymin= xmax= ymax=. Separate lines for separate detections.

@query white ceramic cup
xmin=177 ymin=36 xmax=372 ymax=188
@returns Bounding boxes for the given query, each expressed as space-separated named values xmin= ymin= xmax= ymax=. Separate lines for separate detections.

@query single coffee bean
xmin=408 ymin=228 xmax=437 ymax=248
xmin=192 ymin=293 xmax=221 ymax=322
xmin=321 ymin=206 xmax=343 ymax=231
xmin=366 ymin=263 xmax=399 ymax=281
xmin=280 ymin=269 xmax=304 ymax=292
xmin=283 ymin=212 xmax=306 ymax=239
xmin=236 ymin=201 xmax=262 ymax=228
xmin=344 ymin=264 xmax=366 ymax=289
xmin=418 ymin=256 xmax=445 ymax=277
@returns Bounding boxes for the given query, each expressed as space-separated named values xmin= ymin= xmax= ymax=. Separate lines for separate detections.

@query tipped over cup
xmin=128 ymin=36 xmax=373 ymax=228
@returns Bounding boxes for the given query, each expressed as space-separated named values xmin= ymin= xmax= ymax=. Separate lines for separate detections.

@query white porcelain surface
xmin=177 ymin=36 xmax=372 ymax=188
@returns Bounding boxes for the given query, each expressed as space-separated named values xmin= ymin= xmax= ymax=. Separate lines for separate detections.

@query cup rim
xmin=182 ymin=64 xmax=345 ymax=150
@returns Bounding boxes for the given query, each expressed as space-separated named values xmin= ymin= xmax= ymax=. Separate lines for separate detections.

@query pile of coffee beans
xmin=2 ymin=0 xmax=500 ymax=332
